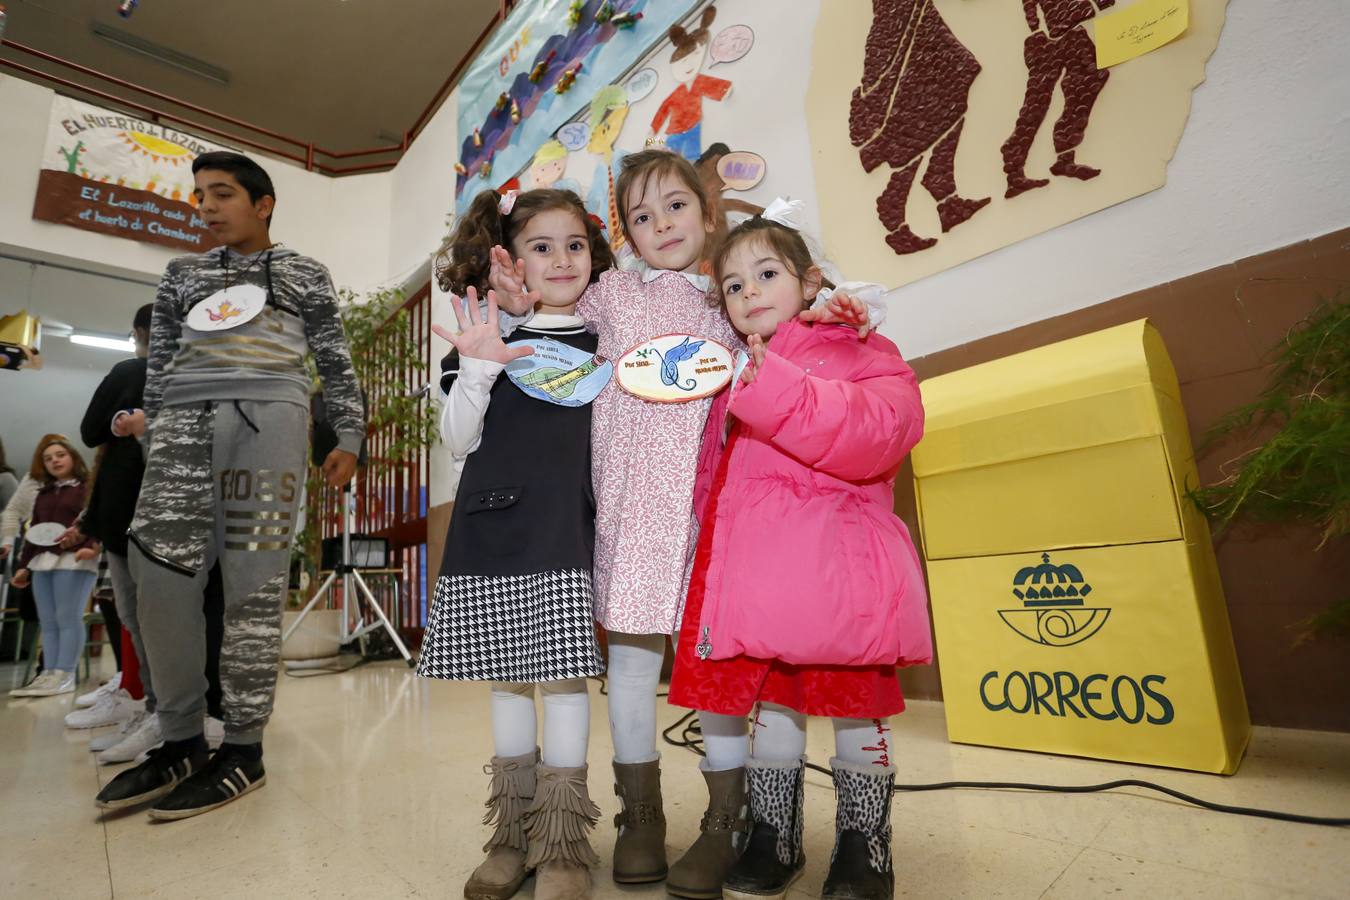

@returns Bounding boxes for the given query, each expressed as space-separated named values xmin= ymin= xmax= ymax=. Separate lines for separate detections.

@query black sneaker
xmin=148 ymin=744 xmax=266 ymax=821
xmin=95 ymin=740 xmax=210 ymax=810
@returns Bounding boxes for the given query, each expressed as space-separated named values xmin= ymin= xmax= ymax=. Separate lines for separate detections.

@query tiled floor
xmin=2 ymin=659 xmax=1347 ymax=898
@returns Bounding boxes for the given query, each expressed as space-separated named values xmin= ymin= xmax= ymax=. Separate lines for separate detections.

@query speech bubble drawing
xmin=709 ymin=24 xmax=754 ymax=66
xmin=716 ymin=151 xmax=767 ymax=192
xmin=626 ymin=67 xmax=658 ymax=103
xmin=557 ymin=121 xmax=590 ymax=151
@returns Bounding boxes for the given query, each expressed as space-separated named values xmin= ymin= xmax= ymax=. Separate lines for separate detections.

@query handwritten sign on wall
xmin=1094 ymin=0 xmax=1189 ymax=69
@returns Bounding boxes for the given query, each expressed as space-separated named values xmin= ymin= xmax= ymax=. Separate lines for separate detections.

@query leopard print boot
xmin=821 ymin=758 xmax=896 ymax=900
xmin=722 ymin=757 xmax=805 ymax=900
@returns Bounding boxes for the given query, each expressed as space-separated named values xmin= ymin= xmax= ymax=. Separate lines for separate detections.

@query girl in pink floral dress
xmin=491 ymin=150 xmax=870 ymax=886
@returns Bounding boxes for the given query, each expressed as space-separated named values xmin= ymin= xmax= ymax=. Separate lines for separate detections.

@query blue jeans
xmin=665 ymin=123 xmax=702 ymax=161
xmin=30 ymin=568 xmax=95 ymax=673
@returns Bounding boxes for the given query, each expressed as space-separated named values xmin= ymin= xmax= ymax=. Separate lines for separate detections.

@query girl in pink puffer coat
xmin=668 ymin=212 xmax=930 ymax=898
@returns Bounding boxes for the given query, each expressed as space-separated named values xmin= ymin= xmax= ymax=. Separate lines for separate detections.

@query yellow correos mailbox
xmin=911 ymin=320 xmax=1250 ymax=774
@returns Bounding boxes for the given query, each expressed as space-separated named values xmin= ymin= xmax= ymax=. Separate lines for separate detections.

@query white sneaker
xmin=11 ymin=669 xmax=58 ymax=696
xmin=66 ymin=690 xmax=142 ymax=730
xmin=74 ymin=672 xmax=122 ymax=708
xmin=91 ymin=709 xmax=145 ymax=752
xmin=205 ymin=716 xmax=225 ymax=749
xmin=98 ymin=712 xmax=163 ymax=765
xmin=39 ymin=671 xmax=77 ymax=696
xmin=12 ymin=670 xmax=60 ymax=697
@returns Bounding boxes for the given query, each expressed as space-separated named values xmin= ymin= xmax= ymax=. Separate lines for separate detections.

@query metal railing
xmin=315 ymin=282 xmax=434 ymax=635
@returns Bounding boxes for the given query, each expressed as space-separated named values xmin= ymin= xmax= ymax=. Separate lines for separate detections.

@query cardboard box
xmin=912 ymin=320 xmax=1250 ymax=774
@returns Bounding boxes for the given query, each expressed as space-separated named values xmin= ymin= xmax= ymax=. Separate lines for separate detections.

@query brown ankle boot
xmin=525 ymin=763 xmax=600 ymax=900
xmin=612 ymin=759 xmax=668 ymax=883
xmin=464 ymin=751 xmax=538 ymax=900
xmin=667 ymin=766 xmax=750 ymax=899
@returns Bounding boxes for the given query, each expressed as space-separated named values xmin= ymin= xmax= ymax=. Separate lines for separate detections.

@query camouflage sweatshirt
xmin=144 ymin=245 xmax=366 ymax=454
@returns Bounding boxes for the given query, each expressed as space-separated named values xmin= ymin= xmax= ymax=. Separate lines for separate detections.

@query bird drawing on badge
xmin=207 ymin=300 xmax=245 ymax=323
xmin=657 ymin=337 xmax=705 ymax=391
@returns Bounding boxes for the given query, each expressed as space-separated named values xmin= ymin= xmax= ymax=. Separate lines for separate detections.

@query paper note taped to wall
xmin=1094 ymin=0 xmax=1189 ymax=69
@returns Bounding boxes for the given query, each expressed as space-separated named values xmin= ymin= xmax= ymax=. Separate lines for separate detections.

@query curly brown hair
xmin=28 ymin=434 xmax=89 ymax=486
xmin=709 ymin=215 xmax=835 ymax=308
xmin=436 ymin=188 xmax=614 ymax=297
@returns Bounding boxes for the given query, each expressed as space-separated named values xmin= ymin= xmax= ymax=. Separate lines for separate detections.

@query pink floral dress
xmin=579 ymin=268 xmax=742 ymax=635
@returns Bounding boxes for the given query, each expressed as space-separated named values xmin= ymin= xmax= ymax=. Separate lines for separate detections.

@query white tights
xmin=751 ymin=702 xmax=894 ymax=768
xmin=605 ymin=631 xmax=752 ymax=769
xmin=603 ymin=632 xmax=891 ymax=771
xmin=605 ymin=631 xmax=666 ymax=764
xmin=490 ymin=678 xmax=590 ymax=768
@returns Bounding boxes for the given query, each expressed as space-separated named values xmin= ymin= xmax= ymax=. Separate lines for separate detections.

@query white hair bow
xmin=761 ymin=197 xmax=804 ymax=230
xmin=498 ymin=189 xmax=520 ymax=216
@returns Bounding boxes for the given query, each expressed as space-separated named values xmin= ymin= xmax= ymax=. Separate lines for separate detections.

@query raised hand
xmin=740 ymin=333 xmax=767 ymax=385
xmin=432 ymin=287 xmax=536 ymax=366
xmin=799 ymin=290 xmax=871 ymax=338
xmin=487 ymin=246 xmax=541 ymax=315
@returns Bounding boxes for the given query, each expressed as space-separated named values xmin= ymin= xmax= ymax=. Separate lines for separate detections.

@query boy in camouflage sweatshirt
xmin=97 ymin=152 xmax=365 ymax=821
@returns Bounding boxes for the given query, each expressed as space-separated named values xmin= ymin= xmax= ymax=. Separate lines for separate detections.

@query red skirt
xmin=667 ymin=429 xmax=905 ymax=719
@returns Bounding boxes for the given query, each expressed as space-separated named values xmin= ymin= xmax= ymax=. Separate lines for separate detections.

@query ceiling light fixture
xmin=90 ymin=22 xmax=231 ymax=85
xmin=69 ymin=332 xmax=135 ymax=352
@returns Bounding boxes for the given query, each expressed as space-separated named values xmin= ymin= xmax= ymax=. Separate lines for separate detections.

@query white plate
xmin=24 ymin=522 xmax=68 ymax=547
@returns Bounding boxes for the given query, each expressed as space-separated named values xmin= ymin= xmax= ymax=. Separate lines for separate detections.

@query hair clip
xmin=499 ymin=190 xmax=520 ymax=215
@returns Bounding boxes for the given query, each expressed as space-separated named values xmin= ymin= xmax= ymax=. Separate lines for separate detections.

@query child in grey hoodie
xmin=97 ymin=151 xmax=365 ymax=821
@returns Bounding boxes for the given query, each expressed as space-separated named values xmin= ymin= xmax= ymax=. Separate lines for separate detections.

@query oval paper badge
xmin=505 ymin=337 xmax=613 ymax=407
xmin=24 ymin=522 xmax=68 ymax=547
xmin=186 ymin=284 xmax=267 ymax=332
xmin=616 ymin=334 xmax=733 ymax=403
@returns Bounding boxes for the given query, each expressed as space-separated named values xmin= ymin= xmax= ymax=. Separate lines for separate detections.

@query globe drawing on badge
xmin=616 ymin=334 xmax=733 ymax=403
xmin=186 ymin=284 xmax=266 ymax=332
xmin=505 ymin=337 xmax=613 ymax=407
xmin=998 ymin=552 xmax=1111 ymax=648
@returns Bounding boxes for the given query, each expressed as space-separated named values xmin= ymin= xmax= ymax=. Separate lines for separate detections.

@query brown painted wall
xmin=894 ymin=228 xmax=1350 ymax=732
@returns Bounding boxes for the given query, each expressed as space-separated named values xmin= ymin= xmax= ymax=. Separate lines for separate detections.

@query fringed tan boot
xmin=524 ymin=763 xmax=601 ymax=900
xmin=465 ymin=750 xmax=538 ymax=900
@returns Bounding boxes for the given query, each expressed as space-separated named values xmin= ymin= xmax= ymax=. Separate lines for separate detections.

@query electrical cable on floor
xmin=658 ymin=708 xmax=1349 ymax=828
xmin=282 ymin=653 xmax=368 ymax=678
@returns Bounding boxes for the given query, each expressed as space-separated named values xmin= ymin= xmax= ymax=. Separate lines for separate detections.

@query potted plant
xmin=1190 ymin=295 xmax=1348 ymax=637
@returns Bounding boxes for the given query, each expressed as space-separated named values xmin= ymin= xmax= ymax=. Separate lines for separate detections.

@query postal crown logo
xmin=997 ymin=552 xmax=1111 ymax=647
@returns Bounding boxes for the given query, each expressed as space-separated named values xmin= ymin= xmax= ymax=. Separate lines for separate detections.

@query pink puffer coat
xmin=688 ymin=318 xmax=932 ymax=668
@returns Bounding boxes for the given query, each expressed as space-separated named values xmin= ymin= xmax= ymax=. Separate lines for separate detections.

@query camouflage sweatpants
xmin=129 ymin=399 xmax=306 ymax=744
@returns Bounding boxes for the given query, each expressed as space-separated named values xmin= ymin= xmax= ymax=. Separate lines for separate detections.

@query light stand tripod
xmin=282 ymin=478 xmax=415 ymax=667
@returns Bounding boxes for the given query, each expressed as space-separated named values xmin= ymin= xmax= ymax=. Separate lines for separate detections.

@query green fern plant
xmin=1188 ymin=294 xmax=1348 ymax=636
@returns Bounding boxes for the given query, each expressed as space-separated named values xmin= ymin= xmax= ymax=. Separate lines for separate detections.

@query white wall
xmin=5 ymin=0 xmax=1346 ymax=498
xmin=392 ymin=0 xmax=1350 ymax=363
xmin=878 ymin=2 xmax=1350 ymax=357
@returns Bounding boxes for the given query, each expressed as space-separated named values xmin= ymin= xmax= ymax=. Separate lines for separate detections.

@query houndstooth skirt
xmin=416 ymin=568 xmax=604 ymax=683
